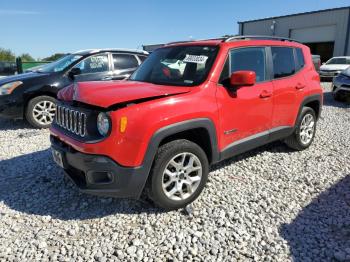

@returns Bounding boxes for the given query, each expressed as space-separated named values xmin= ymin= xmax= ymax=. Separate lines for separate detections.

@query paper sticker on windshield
xmin=183 ymin=54 xmax=208 ymax=64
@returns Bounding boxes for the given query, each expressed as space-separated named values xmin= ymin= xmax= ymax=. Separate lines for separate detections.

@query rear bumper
xmin=0 ymin=95 xmax=23 ymax=119
xmin=50 ymin=135 xmax=148 ymax=199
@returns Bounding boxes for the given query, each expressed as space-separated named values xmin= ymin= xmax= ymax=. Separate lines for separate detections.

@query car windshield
xmin=37 ymin=54 xmax=83 ymax=73
xmin=130 ymin=45 xmax=219 ymax=86
xmin=326 ymin=57 xmax=350 ymax=65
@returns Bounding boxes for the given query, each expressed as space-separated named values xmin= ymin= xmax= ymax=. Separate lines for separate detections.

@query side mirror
xmin=230 ymin=70 xmax=256 ymax=87
xmin=68 ymin=67 xmax=81 ymax=80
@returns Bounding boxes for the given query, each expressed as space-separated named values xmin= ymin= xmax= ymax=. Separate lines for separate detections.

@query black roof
xmin=238 ymin=6 xmax=350 ymax=24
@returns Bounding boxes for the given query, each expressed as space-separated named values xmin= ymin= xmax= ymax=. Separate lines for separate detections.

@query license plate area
xmin=52 ymin=148 xmax=65 ymax=168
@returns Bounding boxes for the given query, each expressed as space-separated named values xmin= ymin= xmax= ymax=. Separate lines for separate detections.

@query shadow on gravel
xmin=0 ymin=118 xmax=32 ymax=131
xmin=280 ymin=175 xmax=350 ymax=261
xmin=323 ymin=91 xmax=350 ymax=109
xmin=0 ymin=149 xmax=164 ymax=220
xmin=210 ymin=140 xmax=294 ymax=172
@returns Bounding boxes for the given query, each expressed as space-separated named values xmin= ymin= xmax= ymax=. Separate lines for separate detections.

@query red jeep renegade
xmin=50 ymin=36 xmax=322 ymax=210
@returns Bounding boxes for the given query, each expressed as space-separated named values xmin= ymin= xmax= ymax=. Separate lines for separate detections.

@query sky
xmin=0 ymin=0 xmax=349 ymax=59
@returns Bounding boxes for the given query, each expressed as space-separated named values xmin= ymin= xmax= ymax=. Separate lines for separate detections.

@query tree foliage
xmin=20 ymin=53 xmax=35 ymax=62
xmin=0 ymin=47 xmax=67 ymax=62
xmin=0 ymin=48 xmax=16 ymax=61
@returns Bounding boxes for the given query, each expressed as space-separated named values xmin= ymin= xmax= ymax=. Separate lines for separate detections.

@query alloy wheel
xmin=162 ymin=152 xmax=202 ymax=201
xmin=299 ymin=113 xmax=315 ymax=145
xmin=32 ymin=100 xmax=56 ymax=126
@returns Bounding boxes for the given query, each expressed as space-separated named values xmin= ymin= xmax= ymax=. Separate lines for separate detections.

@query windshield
xmin=38 ymin=54 xmax=82 ymax=73
xmin=326 ymin=57 xmax=350 ymax=65
xmin=130 ymin=45 xmax=219 ymax=86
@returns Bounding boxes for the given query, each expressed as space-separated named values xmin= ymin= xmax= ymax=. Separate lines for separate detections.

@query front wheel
xmin=148 ymin=139 xmax=209 ymax=210
xmin=284 ymin=106 xmax=317 ymax=151
xmin=25 ymin=96 xmax=56 ymax=128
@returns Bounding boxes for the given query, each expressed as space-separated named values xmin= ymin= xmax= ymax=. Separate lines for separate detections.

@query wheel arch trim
xmin=135 ymin=118 xmax=219 ymax=198
xmin=297 ymin=93 xmax=323 ymax=121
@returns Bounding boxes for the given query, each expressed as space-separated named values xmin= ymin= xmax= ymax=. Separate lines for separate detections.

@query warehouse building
xmin=238 ymin=6 xmax=350 ymax=62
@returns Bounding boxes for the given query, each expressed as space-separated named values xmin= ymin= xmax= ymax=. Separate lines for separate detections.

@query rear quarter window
xmin=295 ymin=48 xmax=305 ymax=71
xmin=113 ymin=54 xmax=139 ymax=70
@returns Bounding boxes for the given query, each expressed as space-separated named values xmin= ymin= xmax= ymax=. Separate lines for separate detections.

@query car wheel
xmin=148 ymin=139 xmax=209 ymax=210
xmin=25 ymin=95 xmax=56 ymax=128
xmin=284 ymin=106 xmax=317 ymax=151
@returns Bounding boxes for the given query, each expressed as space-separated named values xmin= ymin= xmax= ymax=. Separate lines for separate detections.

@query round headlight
xmin=97 ymin=112 xmax=110 ymax=136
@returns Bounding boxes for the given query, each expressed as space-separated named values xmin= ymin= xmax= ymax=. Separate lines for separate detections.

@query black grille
xmin=55 ymin=105 xmax=87 ymax=137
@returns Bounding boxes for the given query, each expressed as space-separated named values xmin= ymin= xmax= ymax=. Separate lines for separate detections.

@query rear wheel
xmin=148 ymin=139 xmax=209 ymax=210
xmin=25 ymin=96 xmax=56 ymax=128
xmin=284 ymin=107 xmax=316 ymax=151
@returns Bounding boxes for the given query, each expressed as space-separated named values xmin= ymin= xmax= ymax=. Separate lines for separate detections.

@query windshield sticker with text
xmin=183 ymin=54 xmax=208 ymax=64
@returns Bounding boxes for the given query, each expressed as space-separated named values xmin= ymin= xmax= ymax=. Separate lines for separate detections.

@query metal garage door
xmin=290 ymin=25 xmax=336 ymax=43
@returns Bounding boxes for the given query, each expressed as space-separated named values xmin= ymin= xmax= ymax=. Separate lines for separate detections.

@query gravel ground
xmin=0 ymin=82 xmax=349 ymax=261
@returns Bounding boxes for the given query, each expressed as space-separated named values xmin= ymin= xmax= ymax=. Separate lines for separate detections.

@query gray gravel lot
xmin=0 ymin=83 xmax=349 ymax=261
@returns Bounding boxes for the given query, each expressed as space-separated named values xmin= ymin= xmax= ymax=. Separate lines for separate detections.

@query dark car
xmin=332 ymin=66 xmax=350 ymax=101
xmin=0 ymin=49 xmax=148 ymax=128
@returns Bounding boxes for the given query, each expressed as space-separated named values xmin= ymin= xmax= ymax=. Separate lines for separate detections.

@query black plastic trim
xmin=143 ymin=118 xmax=220 ymax=165
xmin=220 ymin=126 xmax=294 ymax=161
xmin=298 ymin=93 xmax=323 ymax=120
xmin=51 ymin=136 xmax=145 ymax=199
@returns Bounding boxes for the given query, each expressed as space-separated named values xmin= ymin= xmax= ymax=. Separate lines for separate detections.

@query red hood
xmin=58 ymin=81 xmax=191 ymax=108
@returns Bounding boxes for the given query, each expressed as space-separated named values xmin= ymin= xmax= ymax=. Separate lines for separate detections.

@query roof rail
xmin=224 ymin=35 xmax=300 ymax=43
xmin=166 ymin=37 xmax=226 ymax=45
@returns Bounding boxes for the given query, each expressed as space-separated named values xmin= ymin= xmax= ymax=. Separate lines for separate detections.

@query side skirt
xmin=219 ymin=126 xmax=294 ymax=161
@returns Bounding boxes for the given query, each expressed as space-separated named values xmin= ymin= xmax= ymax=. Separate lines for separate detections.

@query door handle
xmin=295 ymin=83 xmax=305 ymax=90
xmin=260 ymin=90 xmax=272 ymax=98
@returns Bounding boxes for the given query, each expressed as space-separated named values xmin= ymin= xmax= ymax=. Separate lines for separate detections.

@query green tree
xmin=20 ymin=53 xmax=35 ymax=62
xmin=0 ymin=48 xmax=16 ymax=61
xmin=43 ymin=53 xmax=67 ymax=61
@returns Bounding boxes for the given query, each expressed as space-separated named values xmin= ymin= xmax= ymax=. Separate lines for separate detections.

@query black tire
xmin=147 ymin=139 xmax=209 ymax=210
xmin=284 ymin=106 xmax=317 ymax=151
xmin=25 ymin=95 xmax=56 ymax=128
xmin=333 ymin=92 xmax=345 ymax=102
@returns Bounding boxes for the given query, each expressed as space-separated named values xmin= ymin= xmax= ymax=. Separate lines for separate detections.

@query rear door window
xmin=271 ymin=47 xmax=296 ymax=78
xmin=113 ymin=54 xmax=139 ymax=70
xmin=74 ymin=54 xmax=109 ymax=74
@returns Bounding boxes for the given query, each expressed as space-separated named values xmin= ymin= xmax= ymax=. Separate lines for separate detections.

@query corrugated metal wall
xmin=239 ymin=8 xmax=350 ymax=57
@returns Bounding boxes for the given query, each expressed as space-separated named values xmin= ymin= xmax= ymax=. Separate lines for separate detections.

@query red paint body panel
xmin=50 ymin=39 xmax=323 ymax=168
xmin=58 ymin=81 xmax=191 ymax=108
xmin=216 ymin=81 xmax=274 ymax=150
xmin=230 ymin=71 xmax=256 ymax=86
